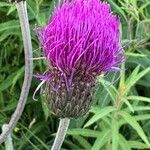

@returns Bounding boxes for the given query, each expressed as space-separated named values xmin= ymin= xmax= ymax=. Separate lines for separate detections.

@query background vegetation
xmin=0 ymin=0 xmax=150 ymax=149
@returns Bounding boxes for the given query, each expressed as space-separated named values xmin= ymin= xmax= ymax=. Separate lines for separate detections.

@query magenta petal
xmin=35 ymin=0 xmax=125 ymax=86
xmin=33 ymin=74 xmax=51 ymax=81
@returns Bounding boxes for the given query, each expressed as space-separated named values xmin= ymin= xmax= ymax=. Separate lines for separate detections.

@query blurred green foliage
xmin=0 ymin=0 xmax=150 ymax=149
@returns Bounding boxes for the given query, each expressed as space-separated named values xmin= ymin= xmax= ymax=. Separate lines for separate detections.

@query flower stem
xmin=51 ymin=118 xmax=70 ymax=150
xmin=0 ymin=1 xmax=33 ymax=144
xmin=2 ymin=124 xmax=14 ymax=150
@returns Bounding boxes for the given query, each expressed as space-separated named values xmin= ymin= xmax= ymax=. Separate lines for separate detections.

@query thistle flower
xmin=36 ymin=0 xmax=124 ymax=118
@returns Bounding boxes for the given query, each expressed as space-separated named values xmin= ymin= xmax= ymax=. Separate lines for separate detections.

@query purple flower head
xmin=36 ymin=0 xmax=124 ymax=118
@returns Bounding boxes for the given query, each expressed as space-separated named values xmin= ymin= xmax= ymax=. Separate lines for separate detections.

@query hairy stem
xmin=0 ymin=1 xmax=33 ymax=144
xmin=51 ymin=118 xmax=70 ymax=150
xmin=2 ymin=124 xmax=14 ymax=150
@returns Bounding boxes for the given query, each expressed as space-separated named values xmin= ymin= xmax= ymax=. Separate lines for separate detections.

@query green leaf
xmin=0 ymin=31 xmax=13 ymax=42
xmin=0 ymin=20 xmax=19 ymax=32
xmin=11 ymin=66 xmax=24 ymax=90
xmin=132 ymin=106 xmax=150 ymax=111
xmin=119 ymin=111 xmax=150 ymax=145
xmin=0 ymin=28 xmax=20 ymax=42
xmin=119 ymin=63 xmax=125 ymax=88
xmin=119 ymin=134 xmax=131 ymax=150
xmin=7 ymin=5 xmax=16 ymax=15
xmin=129 ymin=141 xmax=150 ymax=149
xmin=67 ymin=129 xmax=101 ymax=137
xmin=98 ymin=77 xmax=118 ymax=103
xmin=92 ymin=130 xmax=110 ymax=150
xmin=127 ymin=96 xmax=150 ymax=103
xmin=73 ymin=135 xmax=92 ymax=149
xmin=0 ymin=2 xmax=11 ymax=7
xmin=125 ymin=65 xmax=140 ymax=85
xmin=134 ymin=114 xmax=150 ymax=121
xmin=119 ymin=114 xmax=150 ymax=126
xmin=126 ymin=52 xmax=147 ymax=57
xmin=27 ymin=0 xmax=37 ymax=18
xmin=41 ymin=95 xmax=49 ymax=121
xmin=135 ymin=22 xmax=148 ymax=39
xmin=112 ymin=118 xmax=119 ymax=150
xmin=64 ymin=140 xmax=80 ymax=149
xmin=22 ymin=132 xmax=40 ymax=150
xmin=123 ymin=98 xmax=134 ymax=113
xmin=0 ymin=67 xmax=24 ymax=91
xmin=107 ymin=0 xmax=127 ymax=21
xmin=20 ymin=124 xmax=49 ymax=150
xmin=125 ymin=67 xmax=150 ymax=93
xmin=84 ymin=106 xmax=114 ymax=127
xmin=0 ymin=92 xmax=4 ymax=108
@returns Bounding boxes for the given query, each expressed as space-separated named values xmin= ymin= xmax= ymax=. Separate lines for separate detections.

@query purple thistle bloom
xmin=36 ymin=0 xmax=124 ymax=118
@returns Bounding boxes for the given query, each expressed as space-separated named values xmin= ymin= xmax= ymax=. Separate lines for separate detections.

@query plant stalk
xmin=2 ymin=124 xmax=14 ymax=150
xmin=0 ymin=1 xmax=33 ymax=144
xmin=51 ymin=118 xmax=70 ymax=150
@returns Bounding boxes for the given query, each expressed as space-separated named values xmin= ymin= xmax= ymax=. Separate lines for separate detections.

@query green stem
xmin=0 ymin=1 xmax=33 ymax=144
xmin=2 ymin=124 xmax=13 ymax=150
xmin=51 ymin=118 xmax=70 ymax=150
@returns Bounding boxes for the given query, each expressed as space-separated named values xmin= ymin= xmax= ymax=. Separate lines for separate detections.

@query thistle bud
xmin=35 ymin=0 xmax=124 ymax=118
xmin=46 ymin=68 xmax=96 ymax=118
